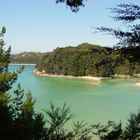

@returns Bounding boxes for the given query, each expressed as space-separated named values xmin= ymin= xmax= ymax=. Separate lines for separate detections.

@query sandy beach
xmin=136 ymin=81 xmax=140 ymax=86
xmin=33 ymin=69 xmax=140 ymax=82
xmin=33 ymin=69 xmax=102 ymax=81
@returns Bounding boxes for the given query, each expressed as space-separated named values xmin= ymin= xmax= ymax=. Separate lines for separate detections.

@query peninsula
xmin=35 ymin=43 xmax=140 ymax=78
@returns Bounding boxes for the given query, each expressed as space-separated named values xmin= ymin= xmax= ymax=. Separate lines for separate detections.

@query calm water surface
xmin=9 ymin=65 xmax=140 ymax=124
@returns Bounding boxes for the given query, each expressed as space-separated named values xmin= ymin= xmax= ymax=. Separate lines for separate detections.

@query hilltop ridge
xmin=36 ymin=43 xmax=140 ymax=77
xmin=10 ymin=52 xmax=43 ymax=64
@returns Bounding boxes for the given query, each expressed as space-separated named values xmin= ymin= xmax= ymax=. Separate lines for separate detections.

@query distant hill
xmin=11 ymin=52 xmax=43 ymax=64
xmin=36 ymin=43 xmax=140 ymax=77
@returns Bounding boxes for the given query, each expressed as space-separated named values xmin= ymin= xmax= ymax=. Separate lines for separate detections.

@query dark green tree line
xmin=36 ymin=43 xmax=140 ymax=77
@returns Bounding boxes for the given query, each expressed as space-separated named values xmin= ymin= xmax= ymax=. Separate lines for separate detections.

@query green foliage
xmin=92 ymin=121 xmax=122 ymax=140
xmin=72 ymin=121 xmax=93 ymax=140
xmin=36 ymin=43 xmax=140 ymax=77
xmin=22 ymin=91 xmax=36 ymax=119
xmin=95 ymin=3 xmax=140 ymax=48
xmin=43 ymin=103 xmax=93 ymax=140
xmin=0 ymin=27 xmax=46 ymax=140
xmin=13 ymin=84 xmax=24 ymax=119
xmin=1 ymin=24 xmax=140 ymax=140
xmin=0 ymin=71 xmax=17 ymax=93
xmin=13 ymin=88 xmax=46 ymax=140
xmin=92 ymin=110 xmax=140 ymax=140
xmin=44 ymin=103 xmax=72 ymax=140
xmin=124 ymin=111 xmax=140 ymax=139
xmin=0 ymin=84 xmax=47 ymax=140
xmin=0 ymin=26 xmax=97 ymax=140
xmin=0 ymin=27 xmax=17 ymax=93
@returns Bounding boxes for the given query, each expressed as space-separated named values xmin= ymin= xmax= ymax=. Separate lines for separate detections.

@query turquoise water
xmin=9 ymin=65 xmax=140 ymax=124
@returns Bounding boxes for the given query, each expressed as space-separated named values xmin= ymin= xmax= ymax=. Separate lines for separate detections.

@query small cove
xmin=10 ymin=64 xmax=140 ymax=124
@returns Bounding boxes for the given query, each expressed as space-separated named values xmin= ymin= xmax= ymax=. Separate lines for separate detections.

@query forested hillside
xmin=36 ymin=43 xmax=140 ymax=77
xmin=11 ymin=52 xmax=43 ymax=64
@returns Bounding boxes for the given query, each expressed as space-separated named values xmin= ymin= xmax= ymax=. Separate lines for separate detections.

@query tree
xmin=13 ymin=89 xmax=46 ymax=140
xmin=1 ymin=23 xmax=140 ymax=139
xmin=0 ymin=26 xmax=18 ymax=140
xmin=36 ymin=43 xmax=115 ymax=77
xmin=44 ymin=103 xmax=93 ymax=140
xmin=0 ymin=27 xmax=17 ymax=93
xmin=95 ymin=4 xmax=140 ymax=48
xmin=92 ymin=121 xmax=122 ymax=140
xmin=56 ymin=0 xmax=86 ymax=12
xmin=0 ymin=26 xmax=94 ymax=140
xmin=124 ymin=111 xmax=140 ymax=139
xmin=0 ymin=27 xmax=47 ymax=140
xmin=56 ymin=2 xmax=140 ymax=47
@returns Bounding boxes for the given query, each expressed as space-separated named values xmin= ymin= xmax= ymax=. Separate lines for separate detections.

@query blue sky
xmin=0 ymin=0 xmax=139 ymax=53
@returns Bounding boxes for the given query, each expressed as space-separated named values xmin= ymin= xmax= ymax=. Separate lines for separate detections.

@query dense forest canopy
xmin=36 ymin=43 xmax=140 ymax=77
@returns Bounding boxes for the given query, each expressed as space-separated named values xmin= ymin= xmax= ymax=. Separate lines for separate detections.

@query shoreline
xmin=33 ymin=70 xmax=140 ymax=85
xmin=33 ymin=69 xmax=103 ymax=81
xmin=33 ymin=69 xmax=140 ymax=81
xmin=9 ymin=63 xmax=36 ymax=66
